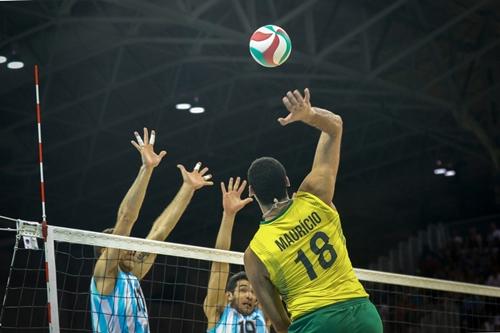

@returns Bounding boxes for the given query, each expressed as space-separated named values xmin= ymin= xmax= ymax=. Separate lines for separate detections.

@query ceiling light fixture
xmin=433 ymin=168 xmax=447 ymax=175
xmin=444 ymin=170 xmax=456 ymax=177
xmin=7 ymin=60 xmax=24 ymax=69
xmin=7 ymin=51 xmax=23 ymax=70
xmin=189 ymin=106 xmax=205 ymax=114
xmin=176 ymin=103 xmax=191 ymax=110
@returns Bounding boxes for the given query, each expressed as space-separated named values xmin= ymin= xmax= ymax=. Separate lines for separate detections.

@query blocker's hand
xmin=131 ymin=127 xmax=167 ymax=169
xmin=177 ymin=162 xmax=214 ymax=190
xmin=221 ymin=177 xmax=253 ymax=215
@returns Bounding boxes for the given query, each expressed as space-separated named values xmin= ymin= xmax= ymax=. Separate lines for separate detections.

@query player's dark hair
xmin=247 ymin=156 xmax=288 ymax=206
xmin=94 ymin=228 xmax=115 ymax=259
xmin=226 ymin=271 xmax=248 ymax=293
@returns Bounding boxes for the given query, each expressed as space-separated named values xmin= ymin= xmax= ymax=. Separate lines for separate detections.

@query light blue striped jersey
xmin=90 ymin=269 xmax=149 ymax=333
xmin=207 ymin=304 xmax=267 ymax=333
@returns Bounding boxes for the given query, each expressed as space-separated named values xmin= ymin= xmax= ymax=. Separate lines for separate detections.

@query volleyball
xmin=249 ymin=25 xmax=292 ymax=67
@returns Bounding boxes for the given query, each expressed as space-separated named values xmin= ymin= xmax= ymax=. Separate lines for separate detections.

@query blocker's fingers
xmin=134 ymin=131 xmax=145 ymax=146
xmin=131 ymin=140 xmax=141 ymax=151
xmin=221 ymin=182 xmax=227 ymax=194
xmin=143 ymin=127 xmax=149 ymax=145
xmin=238 ymin=180 xmax=247 ymax=194
xmin=242 ymin=197 xmax=254 ymax=205
xmin=193 ymin=162 xmax=202 ymax=172
xmin=149 ymin=130 xmax=156 ymax=145
xmin=199 ymin=167 xmax=209 ymax=176
xmin=228 ymin=177 xmax=234 ymax=191
xmin=177 ymin=164 xmax=187 ymax=174
xmin=203 ymin=174 xmax=212 ymax=181
xmin=234 ymin=177 xmax=241 ymax=190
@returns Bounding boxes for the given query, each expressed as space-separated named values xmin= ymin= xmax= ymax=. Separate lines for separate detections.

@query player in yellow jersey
xmin=244 ymin=88 xmax=383 ymax=333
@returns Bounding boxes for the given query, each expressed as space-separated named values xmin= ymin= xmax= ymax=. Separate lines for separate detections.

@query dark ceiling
xmin=1 ymin=0 xmax=499 ymax=267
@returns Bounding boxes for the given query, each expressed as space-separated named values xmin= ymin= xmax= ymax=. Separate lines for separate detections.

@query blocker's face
xmin=118 ymin=250 xmax=135 ymax=272
xmin=230 ymin=279 xmax=257 ymax=315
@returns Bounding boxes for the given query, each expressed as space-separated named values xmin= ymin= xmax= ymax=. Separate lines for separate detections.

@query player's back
xmin=249 ymin=191 xmax=368 ymax=320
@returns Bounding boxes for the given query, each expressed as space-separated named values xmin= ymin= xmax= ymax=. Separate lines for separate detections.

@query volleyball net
xmin=1 ymin=219 xmax=499 ymax=332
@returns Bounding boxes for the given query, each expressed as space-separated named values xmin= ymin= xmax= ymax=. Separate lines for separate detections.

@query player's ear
xmin=226 ymin=291 xmax=233 ymax=302
xmin=248 ymin=185 xmax=255 ymax=197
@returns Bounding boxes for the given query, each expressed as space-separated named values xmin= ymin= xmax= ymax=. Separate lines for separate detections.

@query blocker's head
xmin=94 ymin=227 xmax=135 ymax=273
xmin=226 ymin=271 xmax=257 ymax=315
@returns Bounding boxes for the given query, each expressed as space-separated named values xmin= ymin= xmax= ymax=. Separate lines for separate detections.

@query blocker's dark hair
xmin=247 ymin=156 xmax=288 ymax=206
xmin=226 ymin=271 xmax=249 ymax=293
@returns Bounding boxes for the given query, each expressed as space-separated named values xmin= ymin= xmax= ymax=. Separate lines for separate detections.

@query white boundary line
xmin=50 ymin=225 xmax=500 ymax=298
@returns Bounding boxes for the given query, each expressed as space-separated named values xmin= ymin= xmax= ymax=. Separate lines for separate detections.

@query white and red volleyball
xmin=249 ymin=25 xmax=292 ymax=67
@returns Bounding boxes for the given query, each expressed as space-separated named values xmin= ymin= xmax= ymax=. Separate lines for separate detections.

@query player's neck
xmin=262 ymin=196 xmax=292 ymax=221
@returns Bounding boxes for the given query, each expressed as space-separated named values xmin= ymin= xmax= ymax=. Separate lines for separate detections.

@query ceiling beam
xmin=191 ymin=0 xmax=222 ymax=18
xmin=317 ymin=0 xmax=408 ymax=61
xmin=275 ymin=0 xmax=319 ymax=26
xmin=0 ymin=3 xmax=52 ymax=20
xmin=0 ymin=21 xmax=54 ymax=50
xmin=366 ymin=0 xmax=491 ymax=80
xmin=105 ymin=0 xmax=457 ymax=112
xmin=230 ymin=0 xmax=252 ymax=33
xmin=422 ymin=37 xmax=500 ymax=91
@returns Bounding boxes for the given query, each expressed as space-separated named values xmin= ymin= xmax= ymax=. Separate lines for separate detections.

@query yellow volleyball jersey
xmin=249 ymin=191 xmax=368 ymax=320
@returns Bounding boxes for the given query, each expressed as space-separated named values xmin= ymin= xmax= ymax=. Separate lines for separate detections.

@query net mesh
xmin=1 ymin=237 xmax=48 ymax=332
xmin=54 ymin=241 xmax=212 ymax=332
xmin=1 ymin=223 xmax=499 ymax=332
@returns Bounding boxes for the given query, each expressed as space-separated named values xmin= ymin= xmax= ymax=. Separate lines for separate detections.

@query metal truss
xmin=0 ymin=0 xmax=498 ymax=222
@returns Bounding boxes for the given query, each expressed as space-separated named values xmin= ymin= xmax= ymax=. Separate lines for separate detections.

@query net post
xmin=44 ymin=225 xmax=60 ymax=332
xmin=35 ymin=65 xmax=58 ymax=331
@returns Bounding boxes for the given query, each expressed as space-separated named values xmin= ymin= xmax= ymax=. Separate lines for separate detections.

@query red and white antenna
xmin=34 ymin=65 xmax=47 ymax=224
xmin=34 ymin=65 xmax=59 ymax=332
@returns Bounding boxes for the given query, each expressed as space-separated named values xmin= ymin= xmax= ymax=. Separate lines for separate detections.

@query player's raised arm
xmin=279 ymin=88 xmax=343 ymax=205
xmin=131 ymin=161 xmax=214 ymax=279
xmin=244 ymin=248 xmax=291 ymax=333
xmin=93 ymin=128 xmax=166 ymax=295
xmin=204 ymin=178 xmax=253 ymax=329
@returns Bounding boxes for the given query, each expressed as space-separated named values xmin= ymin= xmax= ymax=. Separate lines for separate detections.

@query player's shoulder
xmin=295 ymin=190 xmax=326 ymax=203
xmin=295 ymin=191 xmax=338 ymax=213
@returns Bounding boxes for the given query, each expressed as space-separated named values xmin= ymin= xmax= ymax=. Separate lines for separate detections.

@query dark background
xmin=0 ymin=0 xmax=499 ymax=330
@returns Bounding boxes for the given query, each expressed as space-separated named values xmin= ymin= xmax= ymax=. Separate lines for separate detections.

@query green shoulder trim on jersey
xmin=260 ymin=200 xmax=294 ymax=225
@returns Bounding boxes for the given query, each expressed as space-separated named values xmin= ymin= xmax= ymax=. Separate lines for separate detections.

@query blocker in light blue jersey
xmin=207 ymin=304 xmax=267 ymax=333
xmin=90 ymin=269 xmax=149 ymax=333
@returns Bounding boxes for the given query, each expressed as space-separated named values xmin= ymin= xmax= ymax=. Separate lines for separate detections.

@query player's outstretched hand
xmin=131 ymin=127 xmax=167 ymax=169
xmin=221 ymin=177 xmax=253 ymax=215
xmin=279 ymin=88 xmax=314 ymax=126
xmin=177 ymin=162 xmax=214 ymax=190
